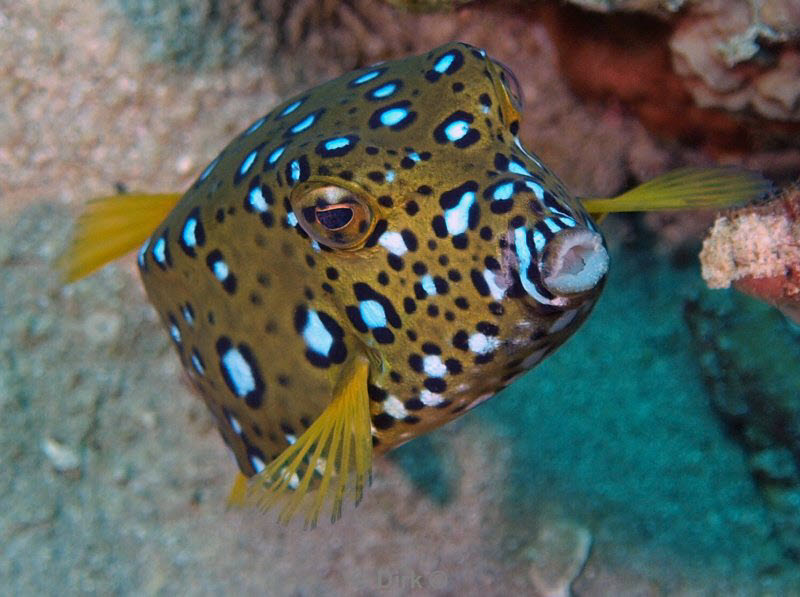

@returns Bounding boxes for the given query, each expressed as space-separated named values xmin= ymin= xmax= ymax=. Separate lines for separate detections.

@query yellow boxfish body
xmin=64 ymin=42 xmax=770 ymax=526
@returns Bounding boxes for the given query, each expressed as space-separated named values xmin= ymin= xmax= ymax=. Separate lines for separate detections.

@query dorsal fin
xmin=59 ymin=193 xmax=183 ymax=283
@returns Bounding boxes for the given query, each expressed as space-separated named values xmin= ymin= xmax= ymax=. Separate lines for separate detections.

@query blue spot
xmin=152 ymin=237 xmax=167 ymax=265
xmin=492 ymin=182 xmax=514 ymax=201
xmin=191 ymin=351 xmax=205 ymax=375
xmin=238 ymin=149 xmax=258 ymax=177
xmin=420 ymin=274 xmax=437 ymax=296
xmin=359 ymin=300 xmax=387 ymax=329
xmin=244 ymin=116 xmax=266 ymax=135
xmin=290 ymin=113 xmax=316 ymax=134
xmin=287 ymin=212 xmax=298 ymax=227
xmin=407 ymin=151 xmax=421 ymax=162
xmin=213 ymin=260 xmax=229 ymax=282
xmin=324 ymin=137 xmax=351 ymax=151
xmin=182 ymin=218 xmax=198 ymax=248
xmin=289 ymin=160 xmax=300 ymax=183
xmin=181 ymin=305 xmax=194 ymax=326
xmin=380 ymin=108 xmax=409 ymax=127
xmin=199 ymin=155 xmax=220 ymax=182
xmin=280 ymin=99 xmax=303 ymax=117
xmin=169 ymin=323 xmax=181 ymax=344
xmin=371 ymin=82 xmax=397 ymax=98
xmin=137 ymin=239 xmax=150 ymax=268
xmin=352 ymin=69 xmax=382 ymax=85
xmin=267 ymin=145 xmax=286 ymax=165
xmin=525 ymin=180 xmax=544 ymax=200
xmin=385 ymin=170 xmax=395 ymax=183
xmin=303 ymin=310 xmax=333 ymax=356
xmin=221 ymin=348 xmax=256 ymax=397
xmin=434 ymin=53 xmax=455 ymax=73
xmin=508 ymin=158 xmax=531 ymax=176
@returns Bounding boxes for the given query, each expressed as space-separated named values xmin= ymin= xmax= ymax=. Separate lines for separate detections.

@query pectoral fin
xmin=233 ymin=353 xmax=373 ymax=528
xmin=580 ymin=167 xmax=772 ymax=221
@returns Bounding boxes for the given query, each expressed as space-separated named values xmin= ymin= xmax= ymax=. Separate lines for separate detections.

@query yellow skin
xmin=64 ymin=42 xmax=770 ymax=526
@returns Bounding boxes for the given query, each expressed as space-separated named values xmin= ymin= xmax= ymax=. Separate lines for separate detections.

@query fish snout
xmin=539 ymin=227 xmax=608 ymax=298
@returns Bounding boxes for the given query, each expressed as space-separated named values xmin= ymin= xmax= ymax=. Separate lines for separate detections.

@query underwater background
xmin=2 ymin=1 xmax=800 ymax=595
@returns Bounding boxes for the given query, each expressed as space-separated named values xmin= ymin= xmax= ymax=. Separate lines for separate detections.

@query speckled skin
xmin=138 ymin=42 xmax=606 ymax=477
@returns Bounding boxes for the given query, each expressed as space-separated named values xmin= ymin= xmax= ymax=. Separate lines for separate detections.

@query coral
xmin=526 ymin=518 xmax=592 ymax=597
xmin=699 ymin=184 xmax=800 ymax=323
xmin=684 ymin=291 xmax=800 ymax=559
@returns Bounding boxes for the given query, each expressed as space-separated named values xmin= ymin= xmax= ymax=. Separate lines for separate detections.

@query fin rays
xmin=237 ymin=354 xmax=373 ymax=528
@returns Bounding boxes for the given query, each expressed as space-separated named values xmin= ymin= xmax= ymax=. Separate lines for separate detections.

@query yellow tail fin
xmin=235 ymin=353 xmax=373 ymax=528
xmin=59 ymin=193 xmax=183 ymax=283
xmin=580 ymin=167 xmax=772 ymax=218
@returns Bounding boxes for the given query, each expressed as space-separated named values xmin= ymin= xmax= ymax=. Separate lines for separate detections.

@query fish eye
xmin=290 ymin=183 xmax=374 ymax=249
xmin=490 ymin=58 xmax=524 ymax=114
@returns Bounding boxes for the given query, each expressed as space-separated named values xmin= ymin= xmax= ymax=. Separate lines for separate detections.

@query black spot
xmin=475 ymin=352 xmax=494 ymax=365
xmin=455 ymin=296 xmax=469 ymax=310
xmin=407 ymin=329 xmax=418 ymax=342
xmin=215 ymin=208 xmax=225 ymax=222
xmin=405 ymin=200 xmax=419 ymax=215
xmin=432 ymin=215 xmax=448 ymax=238
xmin=416 ymin=185 xmax=433 ymax=195
xmin=447 ymin=269 xmax=462 ymax=282
xmin=400 ymin=157 xmax=415 ymax=169
xmin=364 ymin=219 xmax=388 ymax=248
xmin=452 ymin=330 xmax=469 ymax=351
xmin=387 ymin=254 xmax=403 ymax=271
xmin=422 ymin=342 xmax=441 ymax=354
xmin=401 ymin=229 xmax=418 ymax=252
xmin=373 ymin=412 xmax=395 ymax=430
xmin=377 ymin=271 xmax=389 ymax=285
xmin=390 ymin=371 xmax=402 ymax=382
xmin=412 ymin=262 xmax=427 ymax=276
xmin=326 ymin=267 xmax=339 ymax=280
xmin=427 ymin=304 xmax=439 ymax=317
xmin=413 ymin=283 xmax=428 ymax=300
xmin=477 ymin=321 xmax=500 ymax=336
xmin=368 ymin=384 xmax=387 ymax=402
xmin=373 ymin=327 xmax=395 ymax=344
xmin=494 ymin=153 xmax=509 ymax=171
xmin=206 ymin=250 xmax=237 ymax=294
xmin=509 ymin=120 xmax=520 ymax=136
xmin=378 ymin=195 xmax=393 ymax=208
xmin=403 ymin=297 xmax=416 ymax=314
xmin=452 ymin=82 xmax=464 ymax=92
xmin=346 ymin=305 xmax=368 ymax=333
xmin=479 ymin=226 xmax=493 ymax=241
xmin=445 ymin=358 xmax=462 ymax=374
xmin=485 ymin=256 xmax=500 ymax=270
xmin=368 ymin=170 xmax=385 ymax=183
xmin=489 ymin=302 xmax=505 ymax=315
xmin=452 ymin=234 xmax=468 ymax=250
xmin=305 ymin=254 xmax=315 ymax=267
xmin=366 ymin=146 xmax=379 ymax=155
xmin=424 ymin=377 xmax=447 ymax=393
xmin=405 ymin=398 xmax=424 ymax=411
xmin=352 ymin=282 xmax=402 ymax=328
xmin=470 ymin=269 xmax=490 ymax=296
xmin=408 ymin=354 xmax=423 ymax=372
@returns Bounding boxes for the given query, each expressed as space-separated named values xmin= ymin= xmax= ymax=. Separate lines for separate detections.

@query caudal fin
xmin=59 ymin=193 xmax=182 ymax=283
xmin=580 ymin=167 xmax=772 ymax=218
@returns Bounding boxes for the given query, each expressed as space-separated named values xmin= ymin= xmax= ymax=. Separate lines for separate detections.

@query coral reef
xmin=700 ymin=184 xmax=800 ymax=323
xmin=685 ymin=291 xmax=800 ymax=559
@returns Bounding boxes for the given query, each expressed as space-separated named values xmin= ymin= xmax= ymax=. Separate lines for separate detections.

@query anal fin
xmin=240 ymin=353 xmax=373 ymax=528
xmin=59 ymin=193 xmax=183 ymax=283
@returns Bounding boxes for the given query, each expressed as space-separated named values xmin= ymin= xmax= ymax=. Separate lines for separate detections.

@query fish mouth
xmin=498 ymin=225 xmax=609 ymax=310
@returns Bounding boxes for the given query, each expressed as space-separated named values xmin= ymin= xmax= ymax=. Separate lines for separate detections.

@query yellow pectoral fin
xmin=580 ymin=166 xmax=772 ymax=219
xmin=59 ymin=193 xmax=183 ymax=283
xmin=242 ymin=353 xmax=373 ymax=528
xmin=227 ymin=472 xmax=249 ymax=508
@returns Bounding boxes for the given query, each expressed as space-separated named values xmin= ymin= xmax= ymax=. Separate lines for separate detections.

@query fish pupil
xmin=316 ymin=205 xmax=355 ymax=230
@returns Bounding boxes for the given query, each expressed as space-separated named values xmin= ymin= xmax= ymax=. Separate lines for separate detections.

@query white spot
xmin=521 ymin=347 xmax=548 ymax=370
xmin=353 ymin=69 xmax=382 ymax=85
xmin=466 ymin=392 xmax=495 ymax=411
xmin=222 ymin=348 xmax=256 ymax=397
xmin=423 ymin=355 xmax=447 ymax=377
xmin=191 ymin=352 xmax=205 ymax=375
xmin=287 ymin=472 xmax=300 ymax=489
xmin=481 ymin=104 xmax=490 ymax=115
xmin=421 ymin=389 xmax=444 ymax=407
xmin=287 ymin=212 xmax=298 ymax=227
xmin=152 ymin=237 xmax=167 ymax=265
xmin=245 ymin=116 xmax=266 ymax=135
xmin=324 ymin=137 xmax=350 ymax=151
xmin=434 ymin=53 xmax=455 ymax=73
xmin=514 ymin=137 xmax=542 ymax=167
xmin=213 ymin=259 xmax=230 ymax=282
xmin=525 ymin=180 xmax=544 ymax=201
xmin=360 ymin=300 xmax=387 ymax=329
xmin=533 ymin=229 xmax=546 ymax=252
xmin=420 ymin=274 xmax=437 ymax=296
xmin=483 ymin=269 xmax=506 ymax=301
xmin=514 ymin=226 xmax=543 ymax=300
xmin=199 ymin=155 xmax=220 ymax=182
xmin=468 ymin=332 xmax=500 ymax=355
xmin=280 ymin=99 xmax=303 ymax=116
xmin=250 ymin=455 xmax=266 ymax=473
xmin=303 ymin=310 xmax=333 ymax=356
xmin=550 ymin=309 xmax=579 ymax=333
xmin=248 ymin=187 xmax=268 ymax=212
xmin=371 ymin=83 xmax=397 ymax=98
xmin=383 ymin=395 xmax=408 ymax=419
xmin=268 ymin=145 xmax=286 ymax=164
xmin=386 ymin=170 xmax=395 ymax=183
xmin=285 ymin=434 xmax=297 ymax=445
xmin=444 ymin=120 xmax=469 ymax=142
xmin=182 ymin=218 xmax=198 ymax=248
xmin=508 ymin=159 xmax=532 ymax=177
xmin=378 ymin=231 xmax=407 ymax=256
xmin=311 ymin=239 xmax=321 ymax=252
xmin=289 ymin=160 xmax=301 ymax=183
xmin=290 ymin=114 xmax=316 ymax=134
xmin=544 ymin=218 xmax=561 ymax=234
xmin=169 ymin=324 xmax=181 ymax=343
xmin=407 ymin=151 xmax=421 ymax=162
xmin=181 ymin=305 xmax=194 ymax=326
xmin=229 ymin=414 xmax=243 ymax=435
xmin=444 ymin=190 xmax=475 ymax=236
